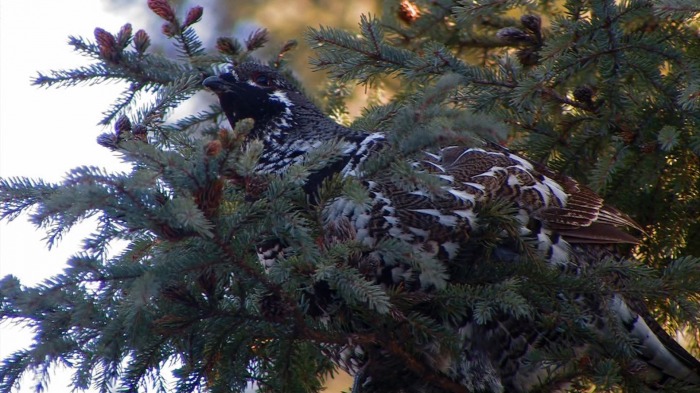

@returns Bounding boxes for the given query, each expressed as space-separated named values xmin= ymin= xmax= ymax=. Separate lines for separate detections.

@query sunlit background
xmin=0 ymin=0 xmax=361 ymax=391
xmin=0 ymin=2 xmax=138 ymax=391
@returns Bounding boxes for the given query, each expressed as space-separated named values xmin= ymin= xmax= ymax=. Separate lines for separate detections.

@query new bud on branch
xmin=147 ymin=0 xmax=176 ymax=22
xmin=133 ymin=29 xmax=150 ymax=53
xmin=94 ymin=27 xmax=120 ymax=62
xmin=184 ymin=6 xmax=204 ymax=28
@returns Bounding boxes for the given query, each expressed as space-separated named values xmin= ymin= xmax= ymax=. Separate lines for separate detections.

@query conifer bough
xmin=2 ymin=1 xmax=700 ymax=393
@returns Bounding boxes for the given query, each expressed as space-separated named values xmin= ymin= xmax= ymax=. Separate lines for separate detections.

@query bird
xmin=203 ymin=62 xmax=700 ymax=392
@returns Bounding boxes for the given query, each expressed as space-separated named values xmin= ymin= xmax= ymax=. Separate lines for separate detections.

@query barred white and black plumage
xmin=204 ymin=62 xmax=700 ymax=392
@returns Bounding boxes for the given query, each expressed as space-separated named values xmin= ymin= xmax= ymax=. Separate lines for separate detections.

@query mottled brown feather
xmin=423 ymin=147 xmax=641 ymax=245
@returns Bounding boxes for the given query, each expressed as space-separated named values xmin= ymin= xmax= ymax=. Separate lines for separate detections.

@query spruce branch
xmin=2 ymin=1 xmax=700 ymax=392
xmin=653 ymin=0 xmax=700 ymax=17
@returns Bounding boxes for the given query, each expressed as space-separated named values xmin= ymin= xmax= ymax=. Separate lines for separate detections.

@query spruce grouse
xmin=204 ymin=62 xmax=700 ymax=392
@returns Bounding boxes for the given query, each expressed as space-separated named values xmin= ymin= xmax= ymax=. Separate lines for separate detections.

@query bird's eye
xmin=254 ymin=74 xmax=270 ymax=86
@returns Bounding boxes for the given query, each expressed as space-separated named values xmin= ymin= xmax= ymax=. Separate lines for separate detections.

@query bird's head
xmin=203 ymin=62 xmax=301 ymax=137
xmin=204 ymin=62 xmax=374 ymax=175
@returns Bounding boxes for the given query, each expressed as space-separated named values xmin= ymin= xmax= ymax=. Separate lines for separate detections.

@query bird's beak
xmin=203 ymin=75 xmax=226 ymax=92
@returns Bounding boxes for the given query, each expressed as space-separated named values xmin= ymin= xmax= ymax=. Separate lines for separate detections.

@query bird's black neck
xmin=251 ymin=120 xmax=385 ymax=202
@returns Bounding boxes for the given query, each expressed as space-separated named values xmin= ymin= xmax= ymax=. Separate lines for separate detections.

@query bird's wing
xmin=431 ymin=146 xmax=641 ymax=244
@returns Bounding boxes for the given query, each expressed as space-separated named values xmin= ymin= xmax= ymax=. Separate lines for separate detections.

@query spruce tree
xmin=1 ymin=0 xmax=700 ymax=392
